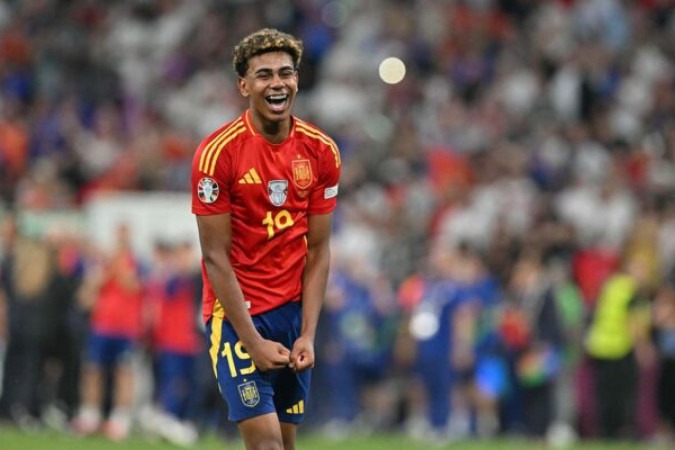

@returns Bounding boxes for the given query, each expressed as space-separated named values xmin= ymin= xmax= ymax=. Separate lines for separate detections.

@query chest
xmin=230 ymin=140 xmax=317 ymax=210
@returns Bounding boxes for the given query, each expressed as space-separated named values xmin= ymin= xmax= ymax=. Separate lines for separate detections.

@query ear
xmin=237 ymin=77 xmax=250 ymax=98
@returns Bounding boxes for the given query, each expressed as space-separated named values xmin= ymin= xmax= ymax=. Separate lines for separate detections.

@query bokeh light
xmin=378 ymin=57 xmax=406 ymax=85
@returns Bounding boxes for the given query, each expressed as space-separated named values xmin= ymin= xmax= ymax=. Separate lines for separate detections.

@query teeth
xmin=268 ymin=95 xmax=287 ymax=101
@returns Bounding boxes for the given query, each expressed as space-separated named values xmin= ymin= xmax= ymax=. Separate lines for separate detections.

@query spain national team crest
xmin=268 ymin=180 xmax=288 ymax=207
xmin=197 ymin=177 xmax=219 ymax=204
xmin=292 ymin=159 xmax=313 ymax=189
xmin=238 ymin=380 xmax=260 ymax=407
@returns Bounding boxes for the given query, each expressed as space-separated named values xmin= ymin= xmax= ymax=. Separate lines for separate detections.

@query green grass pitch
xmin=0 ymin=426 xmax=647 ymax=450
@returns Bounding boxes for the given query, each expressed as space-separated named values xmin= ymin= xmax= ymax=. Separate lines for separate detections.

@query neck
xmin=250 ymin=111 xmax=290 ymax=144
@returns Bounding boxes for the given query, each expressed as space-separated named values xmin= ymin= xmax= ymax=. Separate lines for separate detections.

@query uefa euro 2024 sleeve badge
xmin=198 ymin=177 xmax=219 ymax=204
xmin=268 ymin=180 xmax=288 ymax=207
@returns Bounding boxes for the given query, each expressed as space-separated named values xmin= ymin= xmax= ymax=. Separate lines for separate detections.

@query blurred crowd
xmin=0 ymin=0 xmax=674 ymax=447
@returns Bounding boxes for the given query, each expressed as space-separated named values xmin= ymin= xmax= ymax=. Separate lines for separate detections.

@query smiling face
xmin=238 ymin=51 xmax=298 ymax=135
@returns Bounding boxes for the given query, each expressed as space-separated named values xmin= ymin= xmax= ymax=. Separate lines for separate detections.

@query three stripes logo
xmin=238 ymin=168 xmax=262 ymax=184
xmin=285 ymin=400 xmax=305 ymax=415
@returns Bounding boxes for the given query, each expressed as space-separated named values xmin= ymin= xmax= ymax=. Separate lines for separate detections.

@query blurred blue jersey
xmin=324 ymin=270 xmax=391 ymax=368
xmin=411 ymin=278 xmax=462 ymax=364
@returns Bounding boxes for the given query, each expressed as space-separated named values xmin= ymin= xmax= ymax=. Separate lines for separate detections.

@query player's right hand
xmin=248 ymin=339 xmax=291 ymax=372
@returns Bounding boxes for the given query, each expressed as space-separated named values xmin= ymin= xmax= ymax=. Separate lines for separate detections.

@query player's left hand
xmin=289 ymin=335 xmax=315 ymax=373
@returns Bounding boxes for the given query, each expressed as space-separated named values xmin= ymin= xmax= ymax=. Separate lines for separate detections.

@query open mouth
xmin=265 ymin=94 xmax=289 ymax=112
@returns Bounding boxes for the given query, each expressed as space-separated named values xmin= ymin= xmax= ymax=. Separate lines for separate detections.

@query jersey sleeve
xmin=308 ymin=138 xmax=341 ymax=215
xmin=191 ymin=138 xmax=232 ymax=216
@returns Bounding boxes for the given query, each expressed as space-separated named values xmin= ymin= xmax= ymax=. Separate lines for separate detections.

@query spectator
xmin=71 ymin=222 xmax=145 ymax=441
xmin=585 ymin=255 xmax=654 ymax=440
xmin=402 ymin=244 xmax=467 ymax=443
xmin=319 ymin=253 xmax=397 ymax=436
xmin=651 ymin=275 xmax=675 ymax=445
xmin=0 ymin=213 xmax=65 ymax=428
xmin=500 ymin=250 xmax=565 ymax=439
xmin=141 ymin=240 xmax=201 ymax=446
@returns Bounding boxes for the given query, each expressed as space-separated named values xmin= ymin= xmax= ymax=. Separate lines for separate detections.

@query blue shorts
xmin=205 ymin=301 xmax=310 ymax=424
xmin=85 ymin=332 xmax=136 ymax=367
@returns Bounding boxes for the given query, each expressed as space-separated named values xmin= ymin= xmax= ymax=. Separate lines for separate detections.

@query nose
xmin=270 ymin=72 xmax=284 ymax=87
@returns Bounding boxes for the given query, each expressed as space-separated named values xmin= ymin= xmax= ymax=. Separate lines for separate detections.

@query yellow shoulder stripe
xmin=295 ymin=122 xmax=341 ymax=168
xmin=207 ymin=127 xmax=247 ymax=176
xmin=199 ymin=119 xmax=244 ymax=173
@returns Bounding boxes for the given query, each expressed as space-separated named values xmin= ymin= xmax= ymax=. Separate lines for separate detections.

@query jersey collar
xmin=244 ymin=109 xmax=296 ymax=141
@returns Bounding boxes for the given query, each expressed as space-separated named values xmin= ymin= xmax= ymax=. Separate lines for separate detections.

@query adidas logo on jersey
xmin=285 ymin=400 xmax=305 ymax=414
xmin=238 ymin=168 xmax=262 ymax=184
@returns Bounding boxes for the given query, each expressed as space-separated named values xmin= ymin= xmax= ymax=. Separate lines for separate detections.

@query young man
xmin=72 ymin=223 xmax=144 ymax=441
xmin=191 ymin=28 xmax=341 ymax=450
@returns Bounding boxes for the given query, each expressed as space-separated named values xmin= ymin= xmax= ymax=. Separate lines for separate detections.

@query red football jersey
xmin=91 ymin=250 xmax=144 ymax=338
xmin=150 ymin=275 xmax=201 ymax=354
xmin=191 ymin=110 xmax=341 ymax=322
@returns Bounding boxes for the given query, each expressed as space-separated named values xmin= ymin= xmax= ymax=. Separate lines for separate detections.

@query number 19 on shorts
xmin=222 ymin=341 xmax=256 ymax=378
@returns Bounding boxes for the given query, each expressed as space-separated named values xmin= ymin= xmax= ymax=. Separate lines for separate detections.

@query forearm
xmin=300 ymin=243 xmax=330 ymax=341
xmin=203 ymin=251 xmax=262 ymax=348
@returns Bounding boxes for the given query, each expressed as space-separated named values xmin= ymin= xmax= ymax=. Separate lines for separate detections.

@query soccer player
xmin=191 ymin=28 xmax=341 ymax=450
xmin=143 ymin=240 xmax=201 ymax=446
xmin=72 ymin=222 xmax=144 ymax=441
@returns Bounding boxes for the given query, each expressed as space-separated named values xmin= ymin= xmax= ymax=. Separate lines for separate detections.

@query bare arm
xmin=196 ymin=213 xmax=290 ymax=371
xmin=290 ymin=213 xmax=333 ymax=372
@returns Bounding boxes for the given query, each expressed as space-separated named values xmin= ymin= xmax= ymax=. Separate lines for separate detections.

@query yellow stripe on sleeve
xmin=207 ymin=128 xmax=247 ymax=176
xmin=199 ymin=120 xmax=244 ymax=173
xmin=295 ymin=122 xmax=341 ymax=167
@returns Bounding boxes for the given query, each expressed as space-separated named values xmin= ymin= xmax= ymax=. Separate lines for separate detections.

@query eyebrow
xmin=252 ymin=65 xmax=296 ymax=75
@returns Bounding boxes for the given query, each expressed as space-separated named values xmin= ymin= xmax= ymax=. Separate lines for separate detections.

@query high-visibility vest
xmin=585 ymin=274 xmax=643 ymax=359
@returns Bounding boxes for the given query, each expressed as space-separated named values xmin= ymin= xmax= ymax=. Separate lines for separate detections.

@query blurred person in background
xmin=452 ymin=246 xmax=507 ymax=439
xmin=0 ymin=239 xmax=5 ymax=408
xmin=0 ymin=213 xmax=73 ymax=429
xmin=141 ymin=240 xmax=201 ymax=446
xmin=546 ymin=259 xmax=584 ymax=447
xmin=0 ymin=214 xmax=15 ymax=420
xmin=585 ymin=254 xmax=655 ymax=440
xmin=500 ymin=249 xmax=565 ymax=440
xmin=71 ymin=222 xmax=145 ymax=441
xmin=39 ymin=225 xmax=88 ymax=429
xmin=319 ymin=252 xmax=397 ymax=436
xmin=191 ymin=28 xmax=341 ymax=450
xmin=400 ymin=243 xmax=468 ymax=443
xmin=650 ymin=272 xmax=675 ymax=446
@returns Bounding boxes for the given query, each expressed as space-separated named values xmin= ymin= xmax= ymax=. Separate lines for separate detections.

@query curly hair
xmin=232 ymin=28 xmax=303 ymax=77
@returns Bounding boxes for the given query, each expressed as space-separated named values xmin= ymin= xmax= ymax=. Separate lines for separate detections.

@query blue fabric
xmin=206 ymin=301 xmax=310 ymax=424
xmin=85 ymin=332 xmax=135 ymax=367
xmin=156 ymin=351 xmax=197 ymax=419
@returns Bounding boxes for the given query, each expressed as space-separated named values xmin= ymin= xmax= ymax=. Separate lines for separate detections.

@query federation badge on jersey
xmin=238 ymin=380 xmax=260 ymax=407
xmin=197 ymin=177 xmax=219 ymax=204
xmin=292 ymin=159 xmax=313 ymax=189
xmin=268 ymin=180 xmax=288 ymax=207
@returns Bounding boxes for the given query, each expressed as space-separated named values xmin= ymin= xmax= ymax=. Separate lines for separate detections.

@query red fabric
xmin=151 ymin=277 xmax=200 ymax=354
xmin=426 ymin=148 xmax=473 ymax=194
xmin=572 ymin=248 xmax=620 ymax=306
xmin=91 ymin=251 xmax=144 ymax=338
xmin=397 ymin=274 xmax=426 ymax=313
xmin=191 ymin=111 xmax=341 ymax=321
